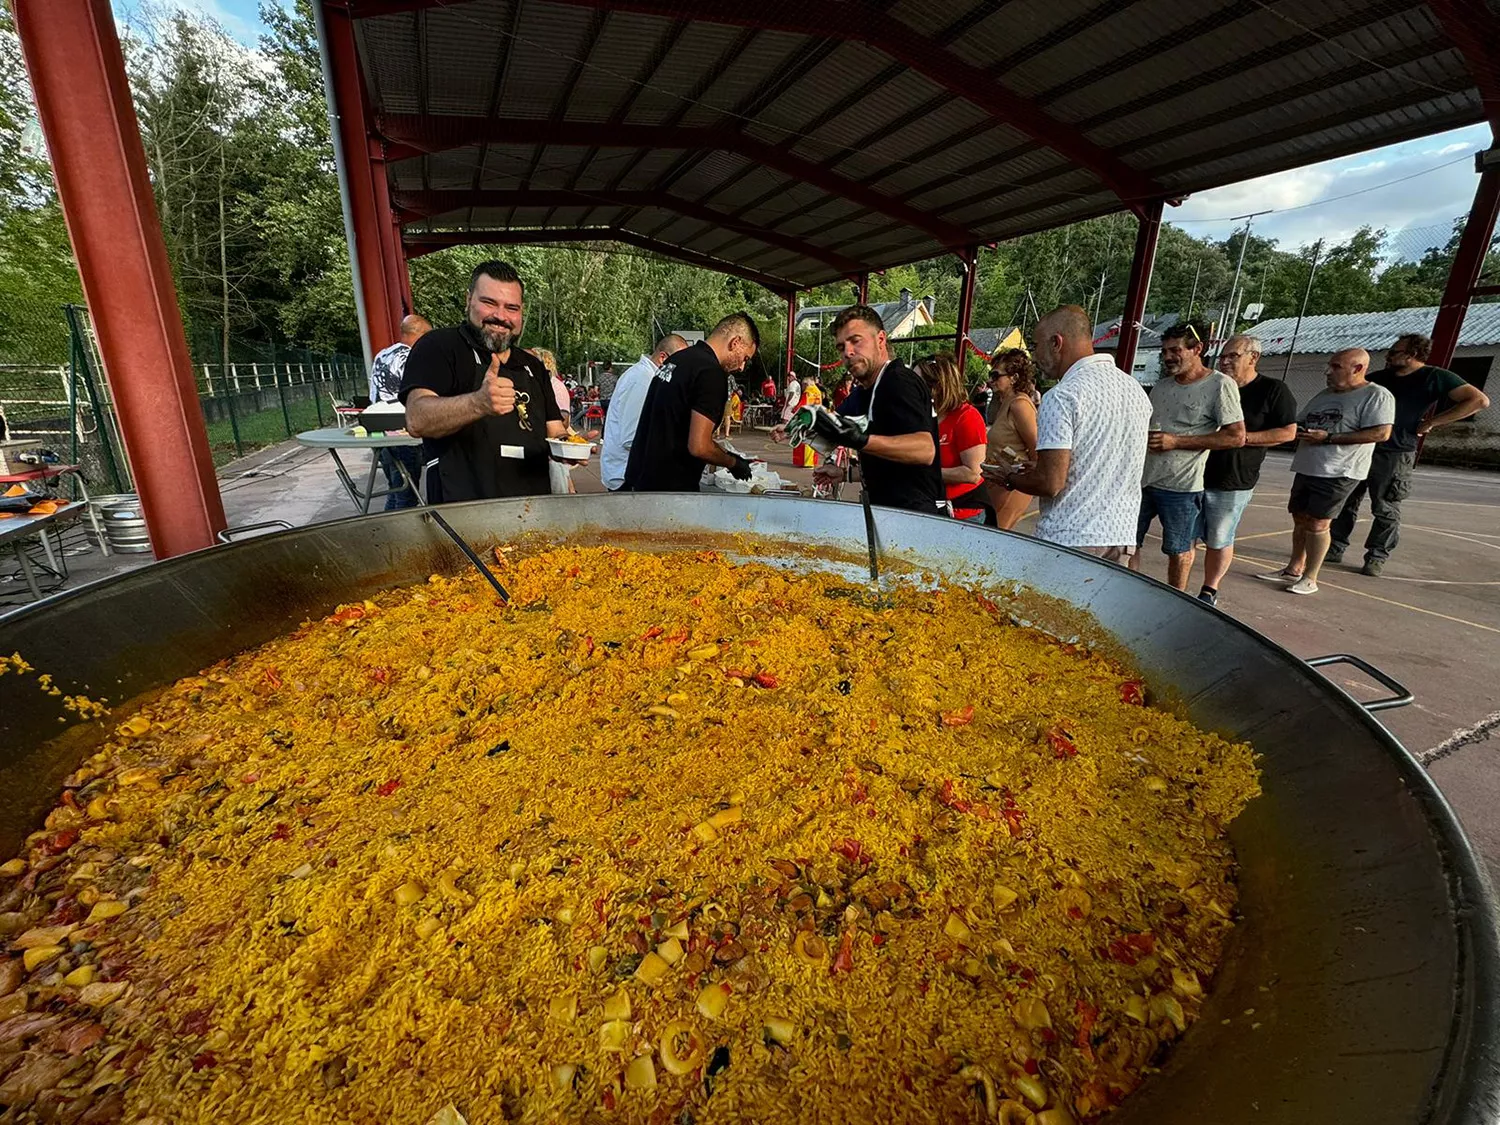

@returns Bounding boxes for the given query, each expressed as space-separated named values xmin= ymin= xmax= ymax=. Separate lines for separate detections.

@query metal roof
xmin=346 ymin=0 xmax=1494 ymax=290
xmin=1248 ymin=304 xmax=1500 ymax=354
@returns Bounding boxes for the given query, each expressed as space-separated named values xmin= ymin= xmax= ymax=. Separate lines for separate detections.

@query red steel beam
xmin=13 ymin=0 xmax=225 ymax=557
xmin=1429 ymin=0 xmax=1500 ymax=134
xmin=402 ymin=228 xmax=797 ymax=291
xmin=1431 ymin=161 xmax=1500 ymax=369
xmin=352 ymin=0 xmax=1165 ymax=205
xmin=784 ymin=291 xmax=797 ymax=386
xmin=323 ymin=2 xmax=399 ymax=354
xmin=370 ymin=147 xmax=411 ymax=321
xmin=378 ymin=115 xmax=976 ymax=248
xmin=1115 ymin=198 xmax=1164 ymax=376
xmin=395 ymin=189 xmax=866 ymax=276
xmin=954 ymin=246 xmax=978 ymax=360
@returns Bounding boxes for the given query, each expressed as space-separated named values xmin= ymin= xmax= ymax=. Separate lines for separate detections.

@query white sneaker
xmin=1255 ymin=569 xmax=1301 ymax=584
xmin=1287 ymin=577 xmax=1319 ymax=595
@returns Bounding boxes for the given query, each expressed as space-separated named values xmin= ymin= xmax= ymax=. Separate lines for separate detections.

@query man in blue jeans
xmin=1198 ymin=334 xmax=1298 ymax=605
xmin=1132 ymin=320 xmax=1245 ymax=591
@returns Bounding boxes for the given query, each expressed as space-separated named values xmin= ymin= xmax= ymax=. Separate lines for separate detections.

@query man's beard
xmin=471 ymin=314 xmax=515 ymax=354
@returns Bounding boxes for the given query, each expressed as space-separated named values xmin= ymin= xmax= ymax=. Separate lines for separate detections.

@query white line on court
xmin=1419 ymin=711 xmax=1500 ymax=766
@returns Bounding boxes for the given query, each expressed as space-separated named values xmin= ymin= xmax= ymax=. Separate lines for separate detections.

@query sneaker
xmin=1287 ymin=577 xmax=1319 ymax=595
xmin=1197 ymin=587 xmax=1218 ymax=607
xmin=1361 ymin=559 xmax=1385 ymax=577
xmin=1254 ymin=569 xmax=1302 ymax=583
xmin=1325 ymin=550 xmax=1344 ymax=565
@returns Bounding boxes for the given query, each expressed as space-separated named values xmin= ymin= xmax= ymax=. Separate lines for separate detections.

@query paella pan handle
xmin=1305 ymin=653 xmax=1414 ymax=712
xmin=216 ymin=520 xmax=294 ymax=544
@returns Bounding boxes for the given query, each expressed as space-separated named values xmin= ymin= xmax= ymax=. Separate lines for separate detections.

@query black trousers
xmin=1330 ymin=448 xmax=1416 ymax=562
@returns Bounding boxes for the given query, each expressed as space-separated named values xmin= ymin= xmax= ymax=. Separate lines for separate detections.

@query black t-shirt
xmin=1370 ymin=365 xmax=1468 ymax=452
xmin=843 ymin=360 xmax=945 ymax=512
xmin=1204 ymin=374 xmax=1298 ymax=491
xmin=398 ymin=323 xmax=561 ymax=503
xmin=622 ymin=341 xmax=729 ymax=491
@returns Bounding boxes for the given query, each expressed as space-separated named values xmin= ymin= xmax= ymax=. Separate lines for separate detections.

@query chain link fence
xmin=0 ymin=301 xmax=365 ymax=492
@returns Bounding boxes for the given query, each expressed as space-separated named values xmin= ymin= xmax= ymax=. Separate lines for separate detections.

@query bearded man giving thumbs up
xmin=401 ymin=260 xmax=566 ymax=503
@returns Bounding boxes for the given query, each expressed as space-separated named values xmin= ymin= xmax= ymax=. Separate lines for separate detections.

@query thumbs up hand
xmin=476 ymin=353 xmax=517 ymax=416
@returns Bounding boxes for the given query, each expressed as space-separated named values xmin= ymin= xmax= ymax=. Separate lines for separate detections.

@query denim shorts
xmin=1136 ymin=486 xmax=1205 ymax=555
xmin=1202 ymin=488 xmax=1254 ymax=550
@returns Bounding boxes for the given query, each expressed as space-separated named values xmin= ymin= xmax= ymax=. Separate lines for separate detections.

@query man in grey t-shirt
xmin=1256 ymin=348 xmax=1394 ymax=596
xmin=1132 ymin=320 xmax=1245 ymax=592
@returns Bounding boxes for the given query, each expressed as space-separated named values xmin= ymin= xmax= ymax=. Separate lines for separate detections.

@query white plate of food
xmin=548 ymin=437 xmax=594 ymax=461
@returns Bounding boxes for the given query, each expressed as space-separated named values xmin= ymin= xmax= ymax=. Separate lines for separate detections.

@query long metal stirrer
xmin=426 ymin=509 xmax=510 ymax=603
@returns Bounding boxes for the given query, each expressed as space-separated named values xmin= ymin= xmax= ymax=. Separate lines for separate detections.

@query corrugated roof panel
xmin=620 ymin=23 xmax=756 ymax=126
xmin=418 ymin=1 xmax=520 ymax=116
xmin=1003 ymin=0 xmax=1244 ymax=102
xmin=887 ymin=0 xmax=985 ymax=34
xmin=612 ymin=148 xmax=687 ymax=191
xmin=676 ymin=31 xmax=810 ymax=127
xmin=425 ymin=150 xmax=485 ymax=191
xmin=474 ymin=144 xmax=549 ymax=188
xmin=666 ymin=151 xmax=762 ymax=201
xmin=742 ymin=41 xmax=898 ymax=145
xmin=787 ymin=68 xmax=945 ymax=161
xmin=355 ymin=10 xmax=423 ymax=115
xmin=562 ymin=14 xmax=679 ymax=124
xmin=940 ymin=0 xmax=1091 ymax=70
xmin=1252 ymin=306 xmax=1500 ymax=354
xmin=1082 ymin=9 xmax=1457 ymax=149
xmin=523 ymin=147 xmax=593 ymax=190
xmin=359 ymin=0 xmax=1496 ymax=289
xmin=492 ymin=4 xmax=602 ymax=120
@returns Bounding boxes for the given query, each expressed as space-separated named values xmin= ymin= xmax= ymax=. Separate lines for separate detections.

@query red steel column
xmin=783 ymin=291 xmax=797 ymax=389
xmin=395 ymin=227 xmax=415 ymax=316
xmin=323 ymin=2 xmax=398 ymax=354
xmin=954 ymin=246 xmax=978 ymax=359
xmin=856 ymin=273 xmax=869 ymax=305
xmin=1116 ymin=198 xmax=1164 ymax=376
xmin=370 ymin=144 xmax=410 ymax=322
xmin=13 ymin=0 xmax=225 ymax=557
xmin=1431 ymin=157 xmax=1500 ymax=368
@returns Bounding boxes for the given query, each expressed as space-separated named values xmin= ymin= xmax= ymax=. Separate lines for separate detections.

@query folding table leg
xmin=12 ymin=543 xmax=42 ymax=600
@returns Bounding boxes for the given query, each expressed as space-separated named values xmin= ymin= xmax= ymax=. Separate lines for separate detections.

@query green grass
xmin=203 ymin=388 xmax=331 ymax=467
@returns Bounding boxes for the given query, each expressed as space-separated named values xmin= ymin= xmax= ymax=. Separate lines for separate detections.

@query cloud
xmin=1166 ymin=123 xmax=1491 ymax=257
xmin=112 ymin=0 xmax=266 ymax=45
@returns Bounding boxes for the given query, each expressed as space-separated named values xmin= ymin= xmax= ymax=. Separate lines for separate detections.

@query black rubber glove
xmin=810 ymin=408 xmax=869 ymax=450
xmin=728 ymin=454 xmax=754 ymax=481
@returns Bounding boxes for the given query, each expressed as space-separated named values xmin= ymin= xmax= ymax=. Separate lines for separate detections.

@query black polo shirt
xmin=622 ymin=341 xmax=729 ymax=491
xmin=398 ymin=322 xmax=561 ymax=503
xmin=839 ymin=361 xmax=945 ymax=512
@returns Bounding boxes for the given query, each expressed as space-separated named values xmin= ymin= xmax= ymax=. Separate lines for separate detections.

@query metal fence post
xmin=64 ymin=303 xmax=126 ymax=493
xmin=278 ymin=367 xmax=294 ymax=438
xmin=219 ymin=366 xmax=244 ymax=459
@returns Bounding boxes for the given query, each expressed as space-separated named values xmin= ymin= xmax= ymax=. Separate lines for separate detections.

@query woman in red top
xmin=915 ymin=353 xmax=987 ymax=522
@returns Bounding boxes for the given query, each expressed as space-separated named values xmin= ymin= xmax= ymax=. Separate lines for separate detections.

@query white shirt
xmin=599 ymin=354 xmax=660 ymax=490
xmin=780 ymin=378 xmax=802 ymax=423
xmin=1034 ymin=353 xmax=1152 ymax=547
xmin=551 ymin=374 xmax=571 ymax=417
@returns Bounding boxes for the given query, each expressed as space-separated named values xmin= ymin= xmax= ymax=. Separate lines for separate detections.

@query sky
xmin=120 ymin=1 xmax=1492 ymax=264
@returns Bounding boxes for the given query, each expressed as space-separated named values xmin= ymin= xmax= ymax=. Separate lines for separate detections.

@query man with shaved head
xmin=1257 ymin=347 xmax=1394 ymax=595
xmin=984 ymin=305 xmax=1151 ymax=559
xmin=368 ymin=313 xmax=432 ymax=509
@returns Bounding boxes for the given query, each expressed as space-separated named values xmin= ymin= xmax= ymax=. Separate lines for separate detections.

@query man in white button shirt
xmin=598 ymin=334 xmax=688 ymax=491
xmin=985 ymin=305 xmax=1151 ymax=561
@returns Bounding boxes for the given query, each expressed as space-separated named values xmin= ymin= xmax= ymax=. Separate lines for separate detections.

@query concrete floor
xmin=6 ymin=430 xmax=1499 ymax=879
